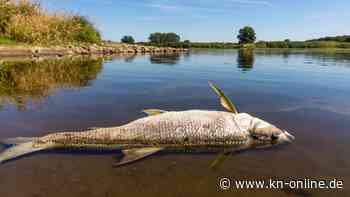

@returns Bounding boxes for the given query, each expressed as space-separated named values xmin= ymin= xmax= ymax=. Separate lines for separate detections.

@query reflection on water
xmin=1 ymin=49 xmax=350 ymax=196
xmin=124 ymin=54 xmax=137 ymax=63
xmin=0 ymin=57 xmax=103 ymax=111
xmin=149 ymin=53 xmax=181 ymax=65
xmin=237 ymin=49 xmax=254 ymax=71
xmin=255 ymin=48 xmax=350 ymax=67
xmin=1 ymin=50 xmax=350 ymax=112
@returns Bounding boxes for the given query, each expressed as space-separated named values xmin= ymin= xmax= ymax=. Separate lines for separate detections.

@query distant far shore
xmin=181 ymin=41 xmax=350 ymax=49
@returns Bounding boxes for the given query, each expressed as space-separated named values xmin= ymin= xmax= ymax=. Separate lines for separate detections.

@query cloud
xmin=226 ymin=0 xmax=271 ymax=6
xmin=149 ymin=3 xmax=180 ymax=11
xmin=146 ymin=0 xmax=271 ymax=14
xmin=147 ymin=1 xmax=228 ymax=13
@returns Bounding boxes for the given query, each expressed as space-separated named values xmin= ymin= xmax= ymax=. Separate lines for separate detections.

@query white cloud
xmin=149 ymin=3 xmax=180 ymax=11
xmin=146 ymin=0 xmax=271 ymax=14
xmin=226 ymin=0 xmax=271 ymax=6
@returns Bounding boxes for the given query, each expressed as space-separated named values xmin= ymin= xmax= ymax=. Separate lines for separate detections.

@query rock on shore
xmin=0 ymin=43 xmax=188 ymax=57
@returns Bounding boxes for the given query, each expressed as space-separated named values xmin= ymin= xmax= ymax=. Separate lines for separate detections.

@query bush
xmin=71 ymin=16 xmax=101 ymax=44
xmin=0 ymin=0 xmax=15 ymax=34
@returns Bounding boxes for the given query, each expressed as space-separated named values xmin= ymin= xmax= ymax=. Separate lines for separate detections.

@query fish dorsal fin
xmin=142 ymin=109 xmax=167 ymax=116
xmin=113 ymin=147 xmax=163 ymax=167
xmin=209 ymin=81 xmax=238 ymax=114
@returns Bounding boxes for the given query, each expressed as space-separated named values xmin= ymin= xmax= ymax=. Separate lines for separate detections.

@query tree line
xmin=256 ymin=40 xmax=350 ymax=49
xmin=120 ymin=26 xmax=257 ymax=48
xmin=308 ymin=35 xmax=350 ymax=42
xmin=120 ymin=26 xmax=350 ymax=49
xmin=121 ymin=32 xmax=191 ymax=48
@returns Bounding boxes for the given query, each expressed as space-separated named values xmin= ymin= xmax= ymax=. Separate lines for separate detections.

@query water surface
xmin=0 ymin=49 xmax=349 ymax=197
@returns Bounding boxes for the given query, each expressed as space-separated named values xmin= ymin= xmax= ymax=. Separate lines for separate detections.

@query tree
xmin=148 ymin=32 xmax=180 ymax=45
xmin=149 ymin=33 xmax=161 ymax=44
xmin=237 ymin=26 xmax=256 ymax=44
xmin=183 ymin=40 xmax=191 ymax=48
xmin=121 ymin=35 xmax=135 ymax=44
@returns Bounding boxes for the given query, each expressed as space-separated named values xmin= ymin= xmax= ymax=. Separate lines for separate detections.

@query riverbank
xmin=0 ymin=43 xmax=188 ymax=58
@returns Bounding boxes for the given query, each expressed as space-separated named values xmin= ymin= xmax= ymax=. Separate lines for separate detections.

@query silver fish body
xmin=0 ymin=110 xmax=294 ymax=165
xmin=39 ymin=110 xmax=292 ymax=150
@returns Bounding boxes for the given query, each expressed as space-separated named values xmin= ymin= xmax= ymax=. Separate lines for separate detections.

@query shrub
xmin=71 ymin=16 xmax=101 ymax=44
xmin=0 ymin=0 xmax=15 ymax=34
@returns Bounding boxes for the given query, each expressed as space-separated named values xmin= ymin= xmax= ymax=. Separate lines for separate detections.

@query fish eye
xmin=271 ymin=134 xmax=279 ymax=141
xmin=251 ymin=134 xmax=270 ymax=141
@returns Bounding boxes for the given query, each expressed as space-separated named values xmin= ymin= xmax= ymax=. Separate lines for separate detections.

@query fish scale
xmin=38 ymin=110 xmax=248 ymax=148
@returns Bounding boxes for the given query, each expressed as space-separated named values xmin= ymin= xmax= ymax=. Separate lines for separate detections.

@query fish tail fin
xmin=0 ymin=137 xmax=38 ymax=146
xmin=0 ymin=138 xmax=52 ymax=164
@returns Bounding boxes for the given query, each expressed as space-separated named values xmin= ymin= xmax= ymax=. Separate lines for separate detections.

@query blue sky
xmin=41 ymin=0 xmax=349 ymax=42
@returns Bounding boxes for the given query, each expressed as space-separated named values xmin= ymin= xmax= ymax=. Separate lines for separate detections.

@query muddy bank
xmin=0 ymin=44 xmax=188 ymax=58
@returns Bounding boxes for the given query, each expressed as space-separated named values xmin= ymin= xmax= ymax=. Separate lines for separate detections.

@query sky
xmin=40 ymin=0 xmax=350 ymax=42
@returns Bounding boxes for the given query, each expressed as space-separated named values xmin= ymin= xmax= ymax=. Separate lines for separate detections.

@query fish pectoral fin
xmin=208 ymin=81 xmax=238 ymax=114
xmin=113 ymin=147 xmax=163 ymax=167
xmin=210 ymin=151 xmax=231 ymax=170
xmin=142 ymin=109 xmax=167 ymax=116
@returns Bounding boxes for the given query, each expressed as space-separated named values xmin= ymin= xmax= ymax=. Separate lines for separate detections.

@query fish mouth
xmin=282 ymin=130 xmax=295 ymax=142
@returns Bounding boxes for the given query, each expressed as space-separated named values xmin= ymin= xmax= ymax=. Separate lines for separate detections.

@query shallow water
xmin=0 ymin=49 xmax=349 ymax=197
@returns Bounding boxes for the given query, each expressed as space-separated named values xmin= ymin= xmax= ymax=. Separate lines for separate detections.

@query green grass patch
xmin=0 ymin=37 xmax=17 ymax=45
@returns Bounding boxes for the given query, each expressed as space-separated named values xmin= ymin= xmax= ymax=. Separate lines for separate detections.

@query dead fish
xmin=0 ymin=82 xmax=294 ymax=167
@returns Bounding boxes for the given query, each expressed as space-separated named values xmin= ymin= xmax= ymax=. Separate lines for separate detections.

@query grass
xmin=0 ymin=0 xmax=101 ymax=46
xmin=0 ymin=37 xmax=17 ymax=45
